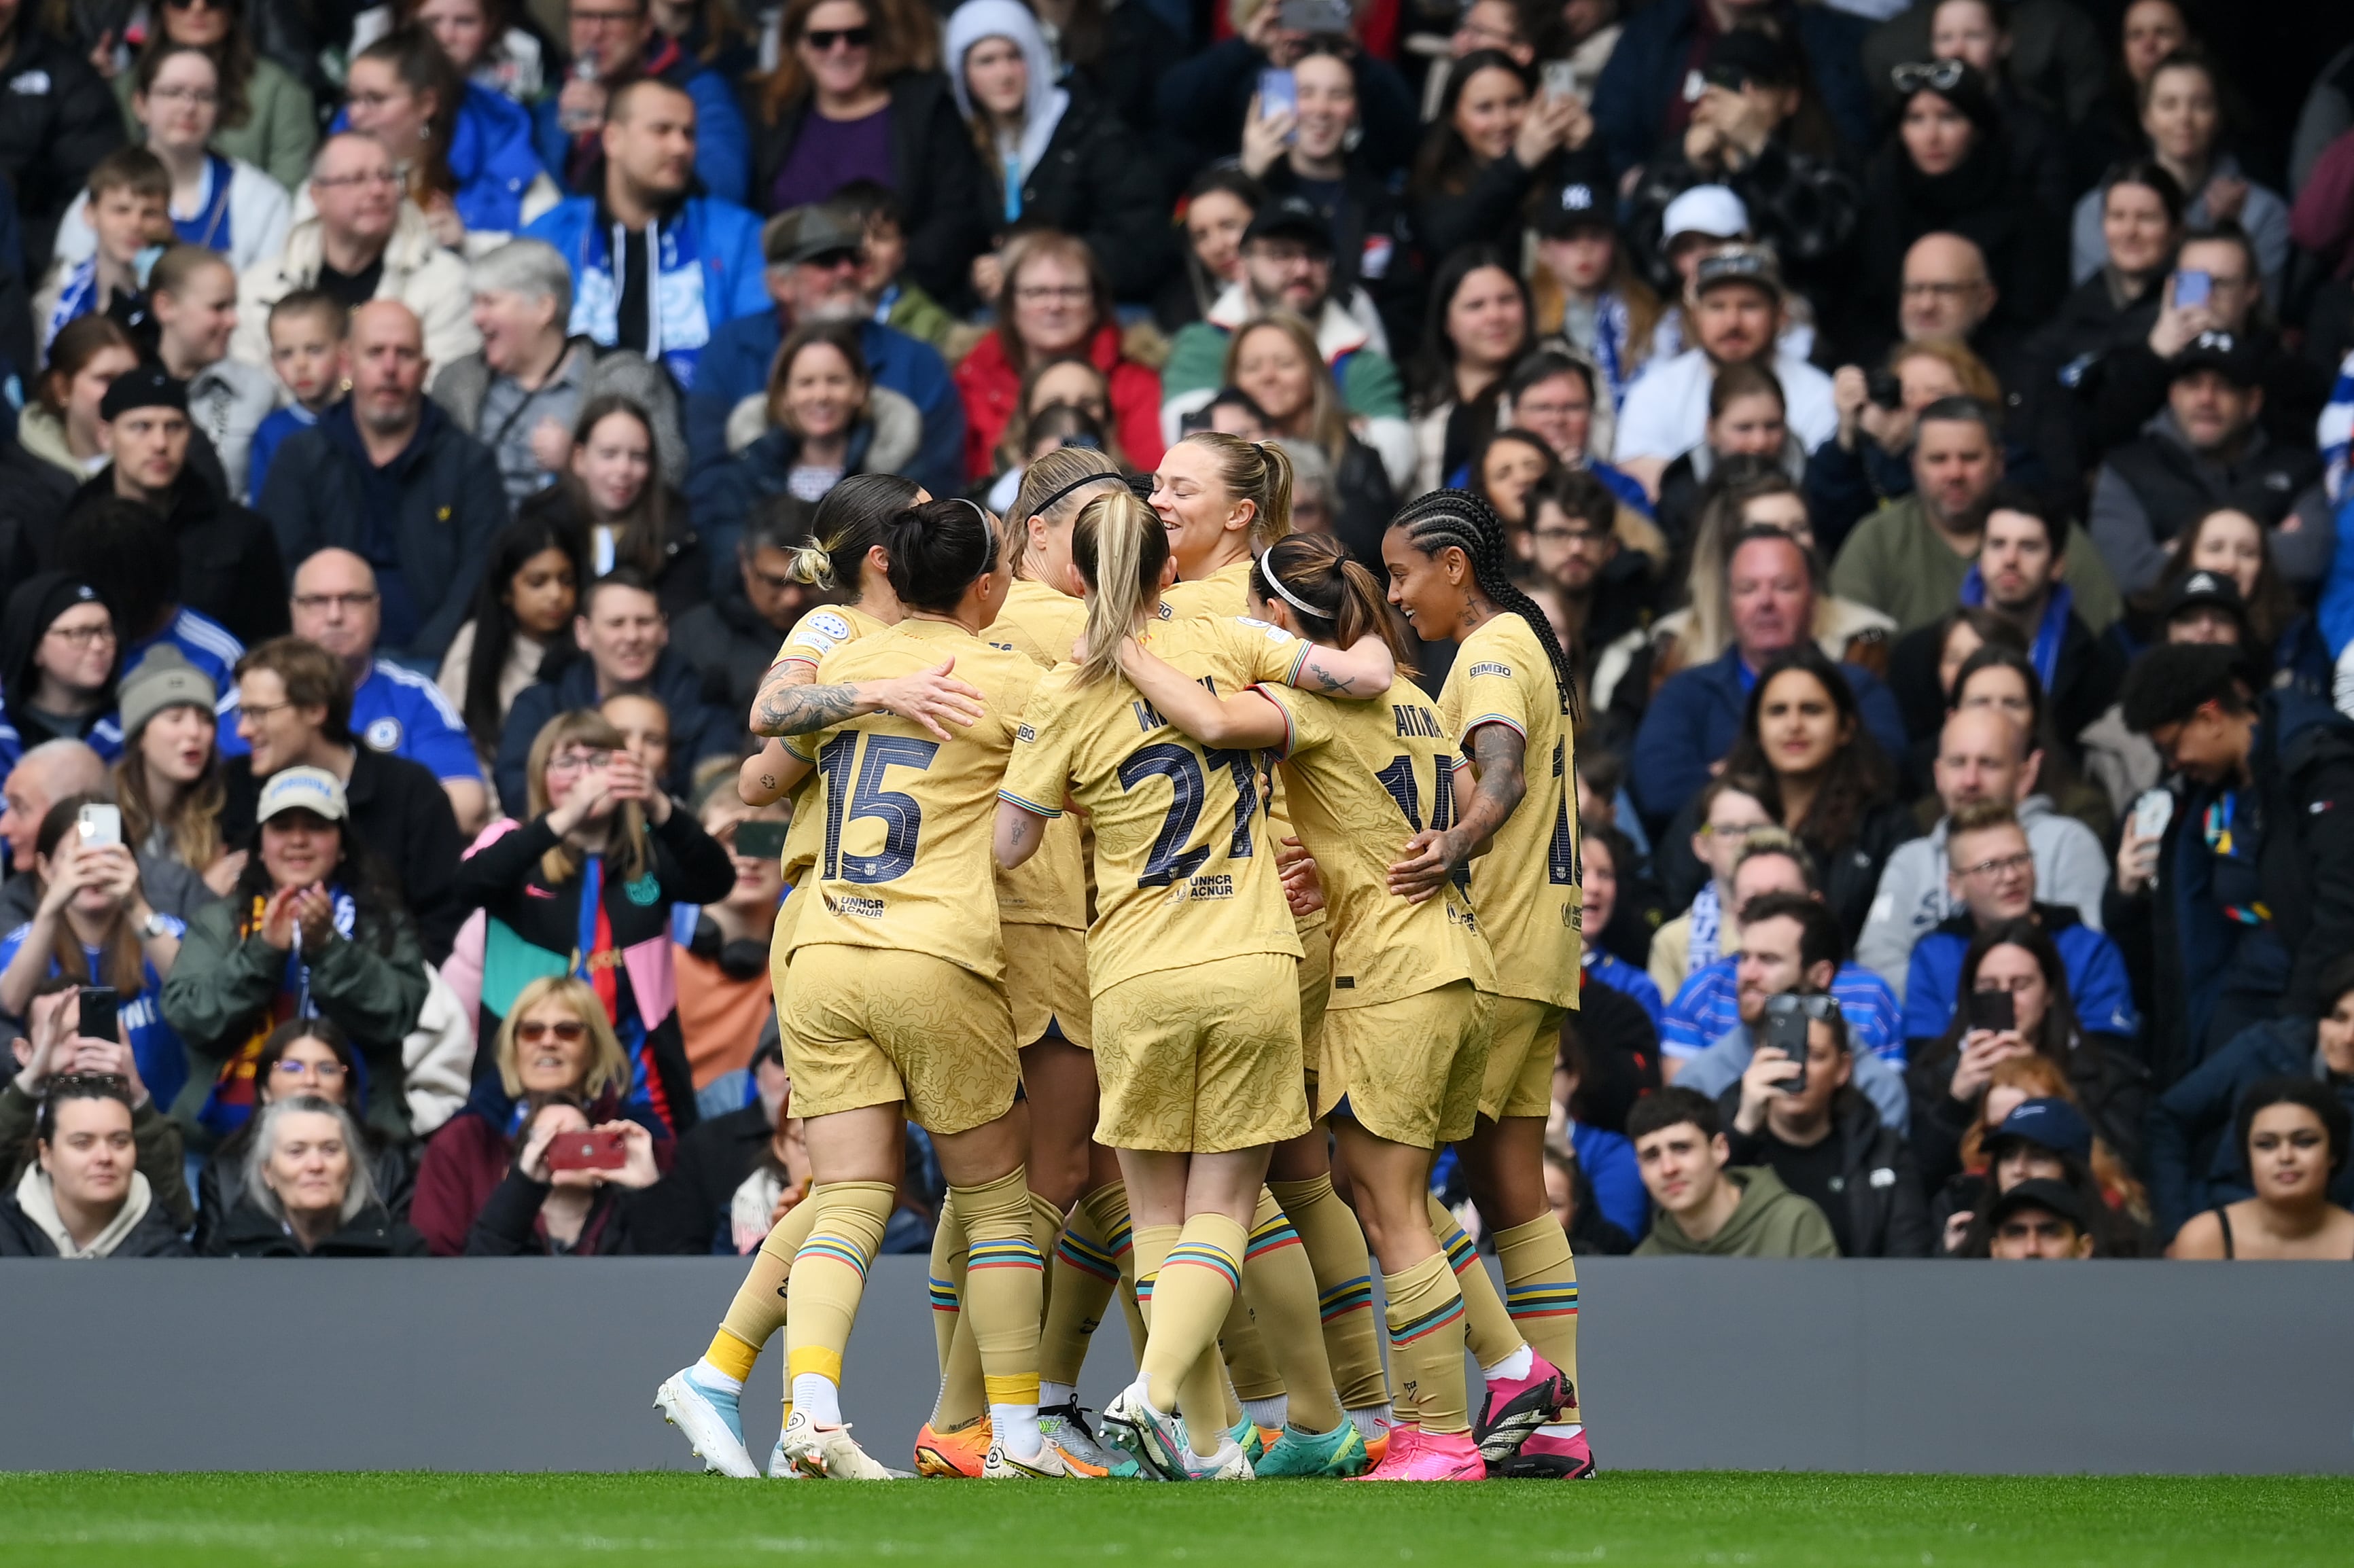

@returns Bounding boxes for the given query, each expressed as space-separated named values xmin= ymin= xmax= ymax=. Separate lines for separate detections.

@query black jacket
xmin=2084 ymin=320 xmax=2332 ymax=463
xmin=1413 ymin=143 xmax=1602 ymax=267
xmin=462 ymin=1166 xmax=650 ymax=1255
xmin=0 ymin=435 xmax=74 ymax=580
xmin=203 ymin=1196 xmax=429 ymax=1256
xmin=2105 ymin=690 xmax=2354 ymax=1087
xmin=988 ymin=82 xmax=1170 ymax=304
xmin=194 ymin=1133 xmax=416 ymax=1255
xmin=1816 ymin=800 xmax=1919 ymax=954
xmin=220 ymin=745 xmax=466 ymax=965
xmin=1153 ymin=36 xmax=1420 ymax=185
xmin=1564 ymin=975 xmax=1664 ymax=1139
xmin=2099 ymin=419 xmax=2322 ymax=566
xmin=2145 ymin=1017 xmax=2354 ymax=1239
xmin=494 ymin=647 xmax=739 ymax=813
xmin=1258 ymin=160 xmax=1422 ymax=362
xmin=1906 ymin=1024 xmax=2151 ymax=1194
xmin=1720 ymin=1086 xmax=1931 ymax=1258
xmin=1885 ymin=605 xmax=2122 ymax=753
xmin=601 ymin=1099 xmax=771 ymax=1254
xmin=747 ymin=70 xmax=988 ymax=304
xmin=256 ymin=399 xmax=508 ymax=664
xmin=671 ymin=584 xmax=786 ymax=724
xmin=1629 ymin=139 xmax=1859 ymax=306
xmin=449 ymin=810 xmax=736 ymax=1135
xmin=0 ymin=29 xmax=125 ymax=272
xmin=60 ymin=462 xmax=289 ymax=648
xmin=1848 ymin=130 xmax=2065 ymax=351
xmin=516 ymin=482 xmax=709 ymax=624
xmin=0 ymin=1186 xmax=192 ymax=1256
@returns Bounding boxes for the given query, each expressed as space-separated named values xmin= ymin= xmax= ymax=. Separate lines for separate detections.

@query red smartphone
xmin=545 ymin=1128 xmax=629 ymax=1171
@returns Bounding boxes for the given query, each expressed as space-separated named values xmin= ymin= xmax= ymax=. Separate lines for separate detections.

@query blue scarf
xmin=566 ymin=207 xmax=709 ymax=388
xmin=1958 ymin=569 xmax=2073 ymax=692
xmin=174 ymin=156 xmax=236 ymax=253
xmin=43 ymin=260 xmax=98 ymax=351
xmin=1688 ymin=881 xmax=1723 ymax=970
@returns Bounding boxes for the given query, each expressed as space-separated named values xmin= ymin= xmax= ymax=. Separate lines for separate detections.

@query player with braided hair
xmin=1382 ymin=487 xmax=1594 ymax=1480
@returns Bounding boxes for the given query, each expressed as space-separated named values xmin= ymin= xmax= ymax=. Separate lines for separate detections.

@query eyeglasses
xmin=291 ymin=591 xmax=380 ymax=613
xmin=239 ymin=700 xmax=299 ymax=721
xmin=313 ymin=168 xmax=401 ymax=188
xmin=272 ymin=1058 xmax=349 ymax=1080
xmin=547 ymin=749 xmax=614 ymax=774
xmin=1892 ymin=60 xmax=1967 ymax=94
xmin=516 ymin=1020 xmax=590 ymax=1043
xmin=1015 ymin=283 xmax=1093 ymax=304
xmin=1700 ymin=821 xmax=1762 ymax=840
xmin=44 ymin=623 xmax=116 ymax=646
xmin=147 ymin=85 xmax=219 ymax=106
xmin=802 ymin=25 xmax=873 ymax=51
xmin=1955 ymin=850 xmax=2033 ymax=880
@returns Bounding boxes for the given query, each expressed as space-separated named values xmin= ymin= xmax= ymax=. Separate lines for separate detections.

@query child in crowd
xmin=832 ymin=179 xmax=951 ymax=349
xmin=245 ymin=291 xmax=349 ymax=503
xmin=36 ymin=149 xmax=170 ymax=354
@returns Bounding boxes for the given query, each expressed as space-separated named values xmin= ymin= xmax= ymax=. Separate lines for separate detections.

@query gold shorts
xmin=1005 ymin=923 xmax=1092 ymax=1050
xmin=1093 ymin=952 xmax=1309 ymax=1154
xmin=1295 ymin=918 xmax=1331 ymax=1065
xmin=1320 ymin=982 xmax=1492 ymax=1149
xmin=1479 ymin=995 xmax=1568 ymax=1122
xmin=780 ymin=944 xmax=1020 ymax=1135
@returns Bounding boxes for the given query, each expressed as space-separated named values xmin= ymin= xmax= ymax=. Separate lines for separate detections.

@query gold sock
xmin=1218 ymin=1294 xmax=1284 ymax=1402
xmin=1381 ymin=1251 xmax=1469 ymax=1435
xmin=1493 ymin=1214 xmax=1581 ymax=1423
xmin=715 ymin=1196 xmax=822 ymax=1356
xmin=1427 ymin=1193 xmax=1523 ymax=1368
xmin=1268 ymin=1174 xmax=1388 ymax=1412
xmin=1181 ymin=1346 xmax=1235 ymax=1457
xmin=950 ymin=1167 xmax=1047 ymax=1415
xmin=927 ymin=1194 xmax=966 ymax=1374
xmin=1138 ymin=1215 xmax=1245 ymax=1419
xmin=781 ymin=1180 xmax=897 ymax=1395
xmin=1040 ymin=1201 xmax=1119 ymax=1389
xmin=1238 ymin=1189 xmax=1341 ymax=1431
xmin=1077 ymin=1181 xmax=1146 ymax=1360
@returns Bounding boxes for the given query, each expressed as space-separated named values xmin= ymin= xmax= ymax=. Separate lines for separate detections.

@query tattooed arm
xmin=995 ymin=800 xmax=1050 ymax=869
xmin=739 ymin=738 xmax=811 ymax=806
xmin=1387 ymin=723 xmax=1525 ymax=904
xmin=1290 ymin=635 xmax=1395 ymax=698
xmin=749 ymin=656 xmax=988 ymax=741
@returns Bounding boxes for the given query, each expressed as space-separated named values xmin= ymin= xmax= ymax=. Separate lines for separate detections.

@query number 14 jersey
xmin=1002 ymin=615 xmax=1308 ymax=995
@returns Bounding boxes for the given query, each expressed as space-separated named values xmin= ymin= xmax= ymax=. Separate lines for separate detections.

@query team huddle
xmin=650 ymin=431 xmax=1591 ymax=1484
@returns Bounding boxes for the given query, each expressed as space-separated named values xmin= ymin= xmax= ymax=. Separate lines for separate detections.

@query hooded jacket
xmin=943 ymin=2 xmax=1168 ymax=303
xmin=2090 ymin=409 xmax=2331 ymax=596
xmin=0 ymin=1166 xmax=190 ymax=1257
xmin=1855 ymin=798 xmax=2111 ymax=997
xmin=256 ymin=398 xmax=509 ymax=664
xmin=1903 ymin=902 xmax=2139 ymax=1050
xmin=520 ymin=192 xmax=770 ymax=388
xmin=2105 ymin=688 xmax=2354 ymax=1086
xmin=2145 ymin=1016 xmax=2354 ymax=1237
xmin=449 ymin=84 xmax=563 ymax=238
xmin=0 ymin=1076 xmax=194 ymax=1230
xmin=0 ymin=27 xmax=126 ymax=272
xmin=203 ymin=1196 xmax=428 ymax=1257
xmin=1720 ymin=1086 xmax=1931 ymax=1258
xmin=1632 ymin=1164 xmax=1841 ymax=1258
xmin=231 ymin=202 xmax=480 ymax=377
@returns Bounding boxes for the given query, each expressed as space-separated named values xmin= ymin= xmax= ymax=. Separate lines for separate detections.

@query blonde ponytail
xmin=1070 ymin=488 xmax=1167 ymax=688
xmin=785 ymin=541 xmax=835 ymax=588
xmin=1179 ymin=430 xmax=1293 ymax=551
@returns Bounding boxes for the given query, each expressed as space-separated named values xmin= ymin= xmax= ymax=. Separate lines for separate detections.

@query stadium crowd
xmin=2 ymin=0 xmax=2353 ymax=1311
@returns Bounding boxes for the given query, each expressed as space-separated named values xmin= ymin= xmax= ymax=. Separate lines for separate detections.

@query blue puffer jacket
xmin=1903 ymin=904 xmax=2142 ymax=1050
xmin=521 ymin=194 xmax=769 ymax=385
xmin=331 ymin=86 xmax=546 ymax=236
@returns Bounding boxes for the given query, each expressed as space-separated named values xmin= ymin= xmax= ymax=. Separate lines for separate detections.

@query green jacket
xmin=0 ymin=1077 xmax=193 ymax=1231
xmin=116 ymin=57 xmax=317 ymax=195
xmin=1828 ymin=495 xmax=2122 ymax=638
xmin=1634 ymin=1166 xmax=1841 ymax=1258
xmin=883 ymin=280 xmax=955 ymax=352
xmin=158 ymin=897 xmax=428 ymax=1147
xmin=1161 ymin=287 xmax=1408 ymax=421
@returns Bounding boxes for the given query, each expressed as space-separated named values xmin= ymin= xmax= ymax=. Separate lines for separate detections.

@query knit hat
xmin=98 ymin=365 xmax=188 ymax=422
xmin=116 ymin=643 xmax=217 ymax=741
xmin=0 ymin=573 xmax=111 ymax=716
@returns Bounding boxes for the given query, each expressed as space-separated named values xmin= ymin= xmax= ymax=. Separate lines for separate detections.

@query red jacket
xmin=954 ymin=321 xmax=1164 ymax=482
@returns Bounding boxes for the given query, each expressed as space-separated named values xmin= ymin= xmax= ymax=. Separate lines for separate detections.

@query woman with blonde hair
xmin=1220 ymin=314 xmax=1396 ymax=565
xmin=448 ymin=709 xmax=735 ymax=1143
xmin=1151 ymin=429 xmax=1296 ymax=618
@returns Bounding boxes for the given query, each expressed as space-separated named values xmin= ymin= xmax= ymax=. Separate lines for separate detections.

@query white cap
xmin=1662 ymin=185 xmax=1750 ymax=243
xmin=256 ymin=766 xmax=349 ymax=825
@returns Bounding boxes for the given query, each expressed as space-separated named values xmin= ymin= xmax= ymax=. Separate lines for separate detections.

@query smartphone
xmin=1761 ymin=995 xmax=1811 ymax=1097
xmin=1965 ymin=988 xmax=2016 ymax=1035
xmin=1257 ymin=67 xmax=1297 ymax=122
xmin=77 ymin=985 xmax=120 ymax=1044
xmin=1277 ymin=0 xmax=1351 ymax=34
xmin=2174 ymin=269 xmax=2212 ymax=308
xmin=545 ymin=1128 xmax=629 ymax=1171
xmin=77 ymin=804 xmax=122 ymax=847
xmin=2131 ymin=787 xmax=2174 ymax=842
xmin=734 ymin=820 xmax=790 ymax=861
xmin=1541 ymin=60 xmax=1579 ymax=103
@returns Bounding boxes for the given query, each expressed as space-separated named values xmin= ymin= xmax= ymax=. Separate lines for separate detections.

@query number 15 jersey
xmin=1002 ymin=616 xmax=1308 ymax=994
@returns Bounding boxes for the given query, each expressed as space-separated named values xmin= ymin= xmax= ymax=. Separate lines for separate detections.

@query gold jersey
xmin=780 ymin=619 xmax=1042 ymax=980
xmin=985 ymin=577 xmax=1090 ymax=931
xmin=1437 ymin=613 xmax=1581 ymax=1008
xmin=1002 ymin=614 xmax=1307 ymax=993
xmin=771 ymin=603 xmax=893 ymax=887
xmin=1159 ymin=558 xmax=1254 ymax=622
xmin=1253 ymin=677 xmax=1494 ymax=1010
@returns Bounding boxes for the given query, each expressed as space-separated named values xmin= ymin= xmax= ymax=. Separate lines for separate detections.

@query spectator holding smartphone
xmin=0 ymin=982 xmax=194 ymax=1247
xmin=203 ymin=1094 xmax=427 ymax=1256
xmin=463 ymin=1093 xmax=665 ymax=1255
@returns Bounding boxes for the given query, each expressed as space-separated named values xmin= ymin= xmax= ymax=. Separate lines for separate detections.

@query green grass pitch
xmin=5 ymin=1473 xmax=2351 ymax=1567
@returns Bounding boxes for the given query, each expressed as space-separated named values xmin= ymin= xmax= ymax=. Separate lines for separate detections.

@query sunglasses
xmin=516 ymin=1020 xmax=589 ymax=1044
xmin=803 ymin=25 xmax=873 ymax=51
xmin=1892 ymin=59 xmax=1967 ymax=95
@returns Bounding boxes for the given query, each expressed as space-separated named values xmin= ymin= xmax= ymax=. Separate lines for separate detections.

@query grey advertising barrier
xmin=3 ymin=1257 xmax=2349 ymax=1474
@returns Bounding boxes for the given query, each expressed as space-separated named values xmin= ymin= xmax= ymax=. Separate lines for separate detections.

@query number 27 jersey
xmin=1002 ymin=616 xmax=1307 ymax=994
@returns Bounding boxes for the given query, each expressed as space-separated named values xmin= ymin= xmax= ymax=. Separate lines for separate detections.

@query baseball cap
xmin=1692 ymin=243 xmax=1782 ymax=298
xmin=1986 ymin=1097 xmax=2093 ymax=1162
xmin=1662 ymin=184 xmax=1749 ymax=244
xmin=99 ymin=366 xmax=188 ymax=422
xmin=2168 ymin=329 xmax=2262 ymax=387
xmin=2160 ymin=569 xmax=2246 ymax=622
xmin=1530 ymin=147 xmax=1618 ymax=238
xmin=1241 ymin=194 xmax=1333 ymax=252
xmin=761 ymin=204 xmax=865 ymax=268
xmin=256 ymin=766 xmax=349 ymax=825
xmin=1986 ymin=1175 xmax=2092 ymax=1234
xmin=116 ymin=644 xmax=217 ymax=741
